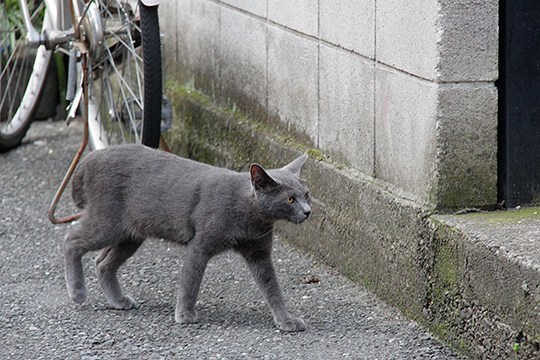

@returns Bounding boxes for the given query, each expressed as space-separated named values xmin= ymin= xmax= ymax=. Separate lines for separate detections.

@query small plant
xmin=4 ymin=0 xmax=24 ymax=30
xmin=3 ymin=0 xmax=45 ymax=32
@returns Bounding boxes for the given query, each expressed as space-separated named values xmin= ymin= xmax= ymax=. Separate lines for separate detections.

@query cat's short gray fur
xmin=64 ymin=144 xmax=311 ymax=332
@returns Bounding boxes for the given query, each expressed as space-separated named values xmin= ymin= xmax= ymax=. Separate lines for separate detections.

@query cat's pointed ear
xmin=250 ymin=164 xmax=278 ymax=190
xmin=283 ymin=154 xmax=308 ymax=175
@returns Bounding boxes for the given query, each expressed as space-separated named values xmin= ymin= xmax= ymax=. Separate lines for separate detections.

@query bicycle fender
xmin=141 ymin=0 xmax=160 ymax=6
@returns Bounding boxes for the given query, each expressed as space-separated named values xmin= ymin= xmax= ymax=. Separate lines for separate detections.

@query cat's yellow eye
xmin=287 ymin=196 xmax=295 ymax=204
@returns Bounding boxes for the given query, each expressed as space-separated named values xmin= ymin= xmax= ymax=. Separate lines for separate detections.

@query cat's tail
xmin=71 ymin=161 xmax=87 ymax=209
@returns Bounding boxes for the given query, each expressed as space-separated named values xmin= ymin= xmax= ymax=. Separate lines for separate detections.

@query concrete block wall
xmin=160 ymin=0 xmax=498 ymax=209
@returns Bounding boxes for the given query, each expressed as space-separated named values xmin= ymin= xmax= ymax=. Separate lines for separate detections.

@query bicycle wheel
xmin=84 ymin=0 xmax=161 ymax=150
xmin=0 ymin=1 xmax=52 ymax=151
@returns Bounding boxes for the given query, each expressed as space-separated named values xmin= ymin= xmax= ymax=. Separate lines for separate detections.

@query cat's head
xmin=250 ymin=154 xmax=311 ymax=224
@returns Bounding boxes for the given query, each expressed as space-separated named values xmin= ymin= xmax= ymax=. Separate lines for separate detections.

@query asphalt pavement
xmin=0 ymin=120 xmax=460 ymax=359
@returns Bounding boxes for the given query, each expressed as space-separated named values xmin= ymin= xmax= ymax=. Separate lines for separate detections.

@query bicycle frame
xmin=19 ymin=0 xmax=161 ymax=49
xmin=19 ymin=0 xmax=75 ymax=49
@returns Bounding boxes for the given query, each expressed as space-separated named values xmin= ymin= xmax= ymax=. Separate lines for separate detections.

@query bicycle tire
xmin=85 ymin=0 xmax=161 ymax=150
xmin=0 ymin=1 xmax=52 ymax=151
xmin=140 ymin=1 xmax=161 ymax=149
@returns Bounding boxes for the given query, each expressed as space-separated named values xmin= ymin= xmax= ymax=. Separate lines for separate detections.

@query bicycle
xmin=0 ymin=0 xmax=169 ymax=222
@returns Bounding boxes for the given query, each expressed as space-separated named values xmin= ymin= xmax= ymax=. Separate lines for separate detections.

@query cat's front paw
xmin=275 ymin=316 xmax=306 ymax=332
xmin=68 ymin=287 xmax=87 ymax=305
xmin=175 ymin=309 xmax=198 ymax=324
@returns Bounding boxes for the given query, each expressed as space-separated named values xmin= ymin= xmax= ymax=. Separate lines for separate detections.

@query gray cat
xmin=64 ymin=144 xmax=311 ymax=332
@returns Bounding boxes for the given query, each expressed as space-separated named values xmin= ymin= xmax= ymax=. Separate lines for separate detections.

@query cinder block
xmin=376 ymin=0 xmax=439 ymax=80
xmin=267 ymin=26 xmax=318 ymax=143
xmin=174 ymin=0 xmax=220 ymax=94
xmin=436 ymin=84 xmax=498 ymax=208
xmin=377 ymin=0 xmax=498 ymax=81
xmin=375 ymin=65 xmax=438 ymax=201
xmin=220 ymin=8 xmax=267 ymax=113
xmin=268 ymin=0 xmax=318 ymax=37
xmin=375 ymin=67 xmax=497 ymax=207
xmin=320 ymin=0 xmax=375 ymax=58
xmin=319 ymin=45 xmax=375 ymax=174
xmin=437 ymin=0 xmax=498 ymax=81
xmin=220 ymin=0 xmax=266 ymax=17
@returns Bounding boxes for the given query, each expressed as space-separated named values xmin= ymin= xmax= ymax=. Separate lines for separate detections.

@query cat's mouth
xmin=290 ymin=212 xmax=310 ymax=224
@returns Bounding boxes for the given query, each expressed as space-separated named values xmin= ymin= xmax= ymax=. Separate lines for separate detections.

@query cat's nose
xmin=303 ymin=210 xmax=311 ymax=218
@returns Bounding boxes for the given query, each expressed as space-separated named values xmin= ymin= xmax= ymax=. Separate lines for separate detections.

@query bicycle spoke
xmin=1 ymin=43 xmax=27 ymax=122
xmin=83 ymin=0 xmax=160 ymax=148
xmin=85 ymin=0 xmax=140 ymax=145
xmin=103 ymin=47 xmax=143 ymax=111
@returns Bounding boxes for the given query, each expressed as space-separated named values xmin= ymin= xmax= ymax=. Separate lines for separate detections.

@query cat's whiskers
xmin=255 ymin=227 xmax=273 ymax=240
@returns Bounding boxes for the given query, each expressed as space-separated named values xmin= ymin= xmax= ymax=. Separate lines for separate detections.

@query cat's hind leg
xmin=95 ymin=239 xmax=142 ymax=310
xmin=64 ymin=227 xmax=100 ymax=304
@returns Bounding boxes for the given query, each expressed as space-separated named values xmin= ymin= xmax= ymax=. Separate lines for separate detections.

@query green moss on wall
xmin=464 ymin=207 xmax=540 ymax=224
xmin=165 ymin=82 xmax=340 ymax=170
